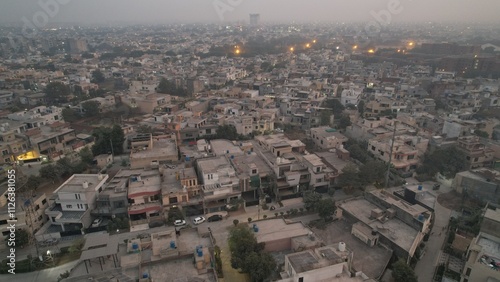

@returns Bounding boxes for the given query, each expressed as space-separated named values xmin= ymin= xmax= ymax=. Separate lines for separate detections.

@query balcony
xmin=128 ymin=202 xmax=162 ymax=215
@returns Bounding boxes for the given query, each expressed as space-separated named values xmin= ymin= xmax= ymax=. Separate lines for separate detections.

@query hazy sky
xmin=1 ymin=0 xmax=499 ymax=25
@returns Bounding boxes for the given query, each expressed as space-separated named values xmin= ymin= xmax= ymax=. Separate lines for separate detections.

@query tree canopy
xmin=322 ymin=98 xmax=345 ymax=115
xmin=215 ymin=124 xmax=238 ymax=140
xmin=317 ymin=198 xmax=336 ymax=220
xmin=91 ymin=69 xmax=105 ymax=83
xmin=82 ymin=100 xmax=100 ymax=117
xmin=392 ymin=259 xmax=418 ymax=282
xmin=337 ymin=164 xmax=362 ymax=190
xmin=92 ymin=125 xmax=125 ymax=155
xmin=416 ymin=146 xmax=468 ymax=179
xmin=359 ymin=160 xmax=387 ymax=186
xmin=45 ymin=82 xmax=70 ymax=105
xmin=157 ymin=78 xmax=187 ymax=96
xmin=62 ymin=108 xmax=79 ymax=123
xmin=228 ymin=225 xmax=275 ymax=282
xmin=303 ymin=190 xmax=322 ymax=211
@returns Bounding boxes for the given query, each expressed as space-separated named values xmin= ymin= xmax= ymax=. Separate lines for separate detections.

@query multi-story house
xmin=161 ymin=165 xmax=203 ymax=214
xmin=0 ymin=184 xmax=49 ymax=250
xmin=368 ymin=135 xmax=428 ymax=174
xmin=310 ymin=126 xmax=348 ymax=150
xmin=129 ymin=134 xmax=178 ymax=169
xmin=43 ymin=174 xmax=109 ymax=236
xmin=91 ymin=170 xmax=129 ymax=218
xmin=456 ymin=136 xmax=495 ymax=169
xmin=127 ymin=169 xmax=163 ymax=229
xmin=0 ymin=91 xmax=15 ymax=109
xmin=196 ymin=155 xmax=241 ymax=214
xmin=8 ymin=106 xmax=63 ymax=128
xmin=0 ymin=122 xmax=30 ymax=165
xmin=461 ymin=206 xmax=500 ymax=282
xmin=26 ymin=122 xmax=77 ymax=160
xmin=301 ymin=153 xmax=333 ymax=192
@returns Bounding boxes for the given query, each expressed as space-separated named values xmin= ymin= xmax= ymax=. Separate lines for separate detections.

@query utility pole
xmin=384 ymin=121 xmax=397 ymax=189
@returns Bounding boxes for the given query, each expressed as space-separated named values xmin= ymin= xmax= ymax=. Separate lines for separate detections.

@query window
xmin=0 ymin=219 xmax=7 ymax=225
xmin=316 ymin=178 xmax=323 ymax=183
xmin=41 ymin=199 xmax=47 ymax=205
xmin=37 ymin=215 xmax=43 ymax=221
xmin=252 ymin=169 xmax=257 ymax=174
xmin=2 ymin=150 xmax=8 ymax=156
xmin=371 ymin=146 xmax=376 ymax=151
xmin=75 ymin=194 xmax=81 ymax=200
xmin=465 ymin=268 xmax=471 ymax=276
xmin=408 ymin=155 xmax=415 ymax=160
xmin=66 ymin=205 xmax=72 ymax=209
xmin=34 ymin=205 xmax=40 ymax=211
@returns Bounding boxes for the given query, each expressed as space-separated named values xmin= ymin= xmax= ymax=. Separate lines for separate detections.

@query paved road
xmin=414 ymin=182 xmax=453 ymax=282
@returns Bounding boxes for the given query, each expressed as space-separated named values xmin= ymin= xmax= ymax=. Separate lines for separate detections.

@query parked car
xmin=207 ymin=215 xmax=223 ymax=222
xmin=193 ymin=216 xmax=206 ymax=225
xmin=91 ymin=218 xmax=102 ymax=228
xmin=174 ymin=219 xmax=186 ymax=226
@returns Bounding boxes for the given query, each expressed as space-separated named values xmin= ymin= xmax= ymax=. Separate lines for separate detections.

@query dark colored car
xmin=207 ymin=214 xmax=223 ymax=222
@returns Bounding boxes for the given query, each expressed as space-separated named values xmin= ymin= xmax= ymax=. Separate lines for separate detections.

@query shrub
xmin=275 ymin=212 xmax=279 ymax=218
xmin=248 ymin=217 xmax=252 ymax=223
xmin=233 ymin=219 xmax=239 ymax=226
xmin=263 ymin=215 xmax=268 ymax=219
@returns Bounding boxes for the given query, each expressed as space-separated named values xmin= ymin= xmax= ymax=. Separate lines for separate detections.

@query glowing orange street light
xmin=312 ymin=40 xmax=317 ymax=43
xmin=235 ymin=49 xmax=241 ymax=54
xmin=306 ymin=43 xmax=311 ymax=48
xmin=368 ymin=49 xmax=375 ymax=53
xmin=353 ymin=45 xmax=358 ymax=49
xmin=408 ymin=42 xmax=414 ymax=46
xmin=290 ymin=47 xmax=295 ymax=52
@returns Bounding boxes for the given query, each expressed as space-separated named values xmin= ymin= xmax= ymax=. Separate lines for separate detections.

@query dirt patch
xmin=437 ymin=190 xmax=463 ymax=211
xmin=437 ymin=190 xmax=483 ymax=211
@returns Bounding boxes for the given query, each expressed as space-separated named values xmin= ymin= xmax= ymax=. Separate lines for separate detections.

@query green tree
xmin=90 ymin=69 xmax=106 ymax=83
xmin=303 ymin=190 xmax=322 ymax=211
xmin=78 ymin=147 xmax=94 ymax=165
xmin=416 ymin=146 xmax=468 ymax=179
xmin=82 ymin=100 xmax=100 ymax=117
xmin=45 ymin=82 xmax=70 ymax=105
xmin=215 ymin=125 xmax=239 ymax=140
xmin=39 ymin=164 xmax=61 ymax=183
xmin=392 ymin=259 xmax=418 ymax=282
xmin=61 ymin=108 xmax=79 ymax=123
xmin=92 ymin=125 xmax=125 ymax=155
xmin=320 ymin=110 xmax=333 ymax=126
xmin=233 ymin=219 xmax=239 ymax=226
xmin=338 ymin=114 xmax=352 ymax=130
xmin=157 ymin=78 xmax=187 ymax=96
xmin=323 ymin=98 xmax=345 ymax=115
xmin=474 ymin=130 xmax=489 ymax=139
xmin=337 ymin=164 xmax=362 ymax=190
xmin=136 ymin=124 xmax=154 ymax=134
xmin=245 ymin=252 xmax=276 ymax=282
xmin=228 ymin=225 xmax=275 ymax=281
xmin=359 ymin=160 xmax=386 ymax=186
xmin=317 ymin=198 xmax=336 ymax=220
xmin=357 ymin=100 xmax=365 ymax=116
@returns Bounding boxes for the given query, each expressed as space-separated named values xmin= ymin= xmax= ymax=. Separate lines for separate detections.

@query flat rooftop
xmin=484 ymin=208 xmax=500 ymax=223
xmin=210 ymin=139 xmax=243 ymax=156
xmin=313 ymin=219 xmax=392 ymax=280
xmin=130 ymin=139 xmax=177 ymax=159
xmin=252 ymin=218 xmax=311 ymax=244
xmin=477 ymin=233 xmax=500 ymax=261
xmin=128 ymin=170 xmax=161 ymax=196
xmin=54 ymin=174 xmax=108 ymax=194
xmin=340 ymin=198 xmax=419 ymax=252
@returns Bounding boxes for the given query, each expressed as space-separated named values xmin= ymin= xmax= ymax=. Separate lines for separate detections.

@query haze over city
xmin=1 ymin=0 xmax=500 ymax=24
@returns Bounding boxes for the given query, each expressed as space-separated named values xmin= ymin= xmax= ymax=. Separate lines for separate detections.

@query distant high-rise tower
xmin=249 ymin=14 xmax=260 ymax=26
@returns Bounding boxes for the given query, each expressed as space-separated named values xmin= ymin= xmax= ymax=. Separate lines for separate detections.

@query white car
xmin=193 ymin=216 xmax=206 ymax=225
xmin=174 ymin=219 xmax=186 ymax=226
xmin=91 ymin=218 xmax=102 ymax=228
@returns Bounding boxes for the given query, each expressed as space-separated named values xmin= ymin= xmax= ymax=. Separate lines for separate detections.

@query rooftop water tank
xmin=132 ymin=242 xmax=139 ymax=250
xmin=338 ymin=242 xmax=346 ymax=252
xmin=197 ymin=246 xmax=203 ymax=257
xmin=418 ymin=185 xmax=423 ymax=190
xmin=142 ymin=273 xmax=149 ymax=278
xmin=170 ymin=241 xmax=176 ymax=249
xmin=418 ymin=214 xmax=424 ymax=221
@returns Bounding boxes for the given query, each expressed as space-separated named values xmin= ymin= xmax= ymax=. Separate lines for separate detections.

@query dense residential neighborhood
xmin=0 ymin=10 xmax=500 ymax=282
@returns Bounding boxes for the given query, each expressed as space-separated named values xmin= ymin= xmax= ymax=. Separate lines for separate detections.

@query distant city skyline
xmin=0 ymin=0 xmax=499 ymax=25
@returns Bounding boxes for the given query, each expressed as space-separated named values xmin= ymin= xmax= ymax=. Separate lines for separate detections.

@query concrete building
xmin=368 ymin=135 xmax=428 ymax=173
xmin=25 ymin=122 xmax=77 ymax=160
xmin=43 ymin=174 xmax=109 ymax=237
xmin=310 ymin=127 xmax=348 ymax=150
xmin=0 ymin=91 xmax=15 ymax=109
xmin=91 ymin=170 xmax=129 ymax=218
xmin=278 ymin=244 xmax=372 ymax=282
xmin=453 ymin=168 xmax=500 ymax=204
xmin=253 ymin=218 xmax=318 ymax=252
xmin=127 ymin=169 xmax=163 ymax=230
xmin=196 ymin=155 xmax=241 ymax=213
xmin=161 ymin=165 xmax=203 ymax=214
xmin=456 ymin=136 xmax=495 ymax=169
xmin=461 ymin=207 xmax=500 ymax=282
xmin=8 ymin=106 xmax=63 ymax=128
xmin=339 ymin=190 xmax=432 ymax=262
xmin=129 ymin=134 xmax=178 ymax=169
xmin=0 ymin=183 xmax=49 ymax=250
